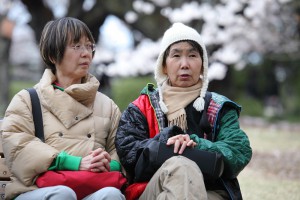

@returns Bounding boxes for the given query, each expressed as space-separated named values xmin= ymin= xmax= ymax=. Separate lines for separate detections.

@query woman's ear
xmin=49 ymin=56 xmax=56 ymax=64
xmin=162 ymin=65 xmax=168 ymax=75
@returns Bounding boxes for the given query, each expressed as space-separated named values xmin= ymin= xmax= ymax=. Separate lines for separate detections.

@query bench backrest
xmin=0 ymin=119 xmax=11 ymax=199
xmin=0 ymin=120 xmax=3 ymax=157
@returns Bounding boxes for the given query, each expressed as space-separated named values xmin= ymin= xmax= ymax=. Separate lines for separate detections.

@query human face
xmin=163 ymin=41 xmax=202 ymax=88
xmin=55 ymin=36 xmax=94 ymax=85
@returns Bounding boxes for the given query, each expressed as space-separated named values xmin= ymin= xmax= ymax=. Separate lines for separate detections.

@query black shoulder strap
xmin=199 ymin=92 xmax=212 ymax=138
xmin=26 ymin=88 xmax=44 ymax=142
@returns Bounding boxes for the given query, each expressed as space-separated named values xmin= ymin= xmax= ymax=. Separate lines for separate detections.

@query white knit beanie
xmin=155 ymin=22 xmax=209 ymax=113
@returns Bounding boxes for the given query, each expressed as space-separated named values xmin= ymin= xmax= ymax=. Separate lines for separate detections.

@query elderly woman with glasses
xmin=1 ymin=17 xmax=125 ymax=200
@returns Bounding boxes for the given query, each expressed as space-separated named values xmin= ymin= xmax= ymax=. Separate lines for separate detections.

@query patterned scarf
xmin=162 ymin=80 xmax=202 ymax=131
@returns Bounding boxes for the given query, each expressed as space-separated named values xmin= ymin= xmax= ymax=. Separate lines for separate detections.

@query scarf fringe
xmin=168 ymin=113 xmax=187 ymax=132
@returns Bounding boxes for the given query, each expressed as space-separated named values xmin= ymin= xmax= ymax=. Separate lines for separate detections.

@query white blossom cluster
xmin=4 ymin=0 xmax=298 ymax=80
xmin=105 ymin=0 xmax=297 ymax=80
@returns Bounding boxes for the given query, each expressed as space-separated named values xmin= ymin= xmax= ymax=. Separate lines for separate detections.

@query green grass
xmin=111 ymin=75 xmax=155 ymax=111
xmin=243 ymin=127 xmax=300 ymax=152
xmin=235 ymin=95 xmax=263 ymax=117
xmin=0 ymin=80 xmax=36 ymax=118
xmin=9 ymin=80 xmax=35 ymax=99
xmin=239 ymin=169 xmax=300 ymax=200
xmin=238 ymin=126 xmax=300 ymax=200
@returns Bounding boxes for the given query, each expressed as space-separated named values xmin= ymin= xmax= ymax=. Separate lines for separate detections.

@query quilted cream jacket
xmin=1 ymin=69 xmax=121 ymax=199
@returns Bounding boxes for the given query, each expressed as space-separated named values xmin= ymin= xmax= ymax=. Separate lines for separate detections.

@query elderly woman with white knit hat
xmin=115 ymin=23 xmax=252 ymax=200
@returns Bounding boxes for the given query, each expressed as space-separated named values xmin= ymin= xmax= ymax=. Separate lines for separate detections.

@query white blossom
xmin=208 ymin=62 xmax=228 ymax=81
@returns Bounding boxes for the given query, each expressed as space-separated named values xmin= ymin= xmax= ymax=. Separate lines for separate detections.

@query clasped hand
xmin=79 ymin=148 xmax=111 ymax=172
xmin=167 ymin=134 xmax=196 ymax=154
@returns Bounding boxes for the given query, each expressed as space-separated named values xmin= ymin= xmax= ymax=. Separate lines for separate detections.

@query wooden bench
xmin=0 ymin=119 xmax=11 ymax=199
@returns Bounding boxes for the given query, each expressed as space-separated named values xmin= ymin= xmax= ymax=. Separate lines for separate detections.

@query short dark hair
xmin=39 ymin=17 xmax=95 ymax=73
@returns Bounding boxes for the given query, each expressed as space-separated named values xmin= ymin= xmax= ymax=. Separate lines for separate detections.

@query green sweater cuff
xmin=109 ymin=160 xmax=121 ymax=171
xmin=190 ymin=134 xmax=213 ymax=150
xmin=48 ymin=151 xmax=81 ymax=171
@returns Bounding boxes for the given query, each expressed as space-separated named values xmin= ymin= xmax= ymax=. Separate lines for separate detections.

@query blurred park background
xmin=0 ymin=0 xmax=300 ymax=199
xmin=1 ymin=0 xmax=300 ymax=120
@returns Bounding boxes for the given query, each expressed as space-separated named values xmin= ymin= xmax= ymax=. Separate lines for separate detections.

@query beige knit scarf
xmin=162 ymin=80 xmax=202 ymax=131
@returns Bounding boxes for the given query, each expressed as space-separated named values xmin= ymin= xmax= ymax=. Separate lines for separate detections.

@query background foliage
xmin=1 ymin=0 xmax=300 ymax=122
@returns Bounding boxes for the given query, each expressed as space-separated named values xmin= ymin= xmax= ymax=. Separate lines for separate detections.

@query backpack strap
xmin=26 ymin=88 xmax=44 ymax=142
xmin=199 ymin=92 xmax=212 ymax=140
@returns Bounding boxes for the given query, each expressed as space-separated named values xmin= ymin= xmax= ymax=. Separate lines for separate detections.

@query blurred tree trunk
xmin=22 ymin=0 xmax=171 ymax=44
xmin=0 ymin=37 xmax=11 ymax=117
xmin=21 ymin=0 xmax=53 ymax=42
xmin=0 ymin=16 xmax=14 ymax=117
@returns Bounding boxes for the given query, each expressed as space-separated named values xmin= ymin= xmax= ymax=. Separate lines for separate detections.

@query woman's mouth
xmin=180 ymin=74 xmax=190 ymax=78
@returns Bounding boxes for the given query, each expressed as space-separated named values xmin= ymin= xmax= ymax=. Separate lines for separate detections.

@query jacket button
xmin=75 ymin=116 xmax=79 ymax=120
xmin=58 ymin=132 xmax=63 ymax=137
xmin=87 ymin=134 xmax=91 ymax=138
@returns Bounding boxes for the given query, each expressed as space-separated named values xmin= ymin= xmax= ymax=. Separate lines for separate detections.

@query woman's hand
xmin=166 ymin=134 xmax=196 ymax=154
xmin=79 ymin=148 xmax=111 ymax=172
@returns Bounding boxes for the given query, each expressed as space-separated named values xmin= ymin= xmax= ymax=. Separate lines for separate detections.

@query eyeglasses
xmin=69 ymin=43 xmax=96 ymax=53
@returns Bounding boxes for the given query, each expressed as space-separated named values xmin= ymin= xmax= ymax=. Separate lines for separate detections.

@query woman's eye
xmin=86 ymin=44 xmax=92 ymax=50
xmin=75 ymin=44 xmax=81 ymax=50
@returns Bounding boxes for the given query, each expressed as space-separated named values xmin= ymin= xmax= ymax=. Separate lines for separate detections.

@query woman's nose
xmin=180 ymin=57 xmax=189 ymax=69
